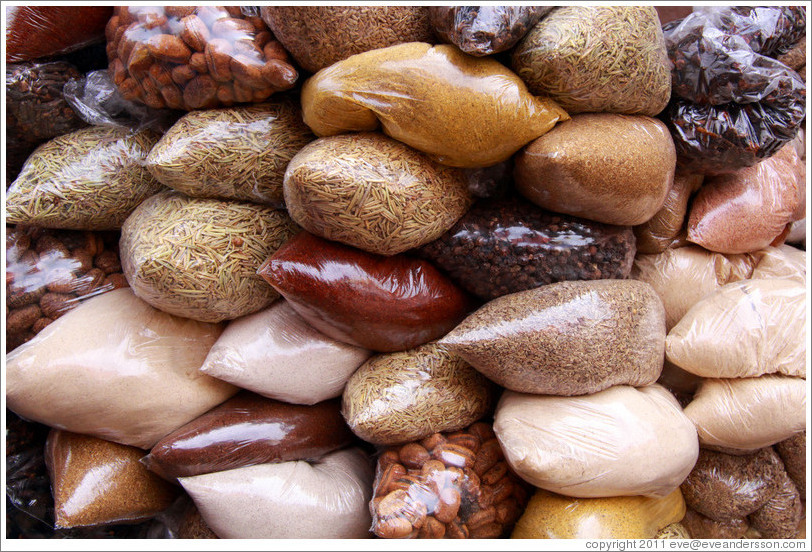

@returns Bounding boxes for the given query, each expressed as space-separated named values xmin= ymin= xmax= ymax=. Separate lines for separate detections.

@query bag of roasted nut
xmin=105 ymin=6 xmax=298 ymax=110
xmin=370 ymin=421 xmax=530 ymax=539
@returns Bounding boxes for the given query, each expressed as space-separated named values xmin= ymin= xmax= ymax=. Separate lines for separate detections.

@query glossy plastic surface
xmin=681 ymin=508 xmax=750 ymax=539
xmin=200 ymin=300 xmax=371 ymax=405
xmin=300 ymin=42 xmax=568 ymax=168
xmin=666 ymin=278 xmax=806 ymax=379
xmin=6 ymin=6 xmax=112 ymax=62
xmin=775 ymin=432 xmax=806 ymax=495
xmin=430 ymin=6 xmax=551 ymax=56
xmin=634 ymin=171 xmax=703 ymax=254
xmin=179 ymin=448 xmax=374 ymax=539
xmin=6 ymin=288 xmax=236 ymax=449
xmin=145 ymin=392 xmax=354 ymax=480
xmin=494 ymin=385 xmax=699 ymax=498
xmin=417 ymin=196 xmax=637 ymax=301
xmin=441 ymin=280 xmax=666 ymax=396
xmin=684 ymin=375 xmax=807 ymax=452
xmin=258 ymin=231 xmax=474 ymax=353
xmin=748 ymin=469 xmax=803 ymax=539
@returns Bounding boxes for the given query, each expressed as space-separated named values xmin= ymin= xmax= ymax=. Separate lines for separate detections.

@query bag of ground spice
xmin=120 ymin=190 xmax=299 ymax=323
xmin=751 ymin=245 xmax=806 ymax=283
xmin=687 ymin=144 xmax=805 ymax=254
xmin=632 ymin=246 xmax=756 ymax=331
xmin=683 ymin=375 xmax=807 ymax=452
xmin=342 ymin=343 xmax=493 ymax=446
xmin=494 ymin=385 xmax=699 ymax=498
xmin=5 ymin=226 xmax=129 ymax=353
xmin=656 ymin=523 xmax=691 ymax=539
xmin=680 ymin=448 xmax=784 ymax=522
xmin=6 ymin=288 xmax=237 ymax=449
xmin=441 ymin=280 xmax=666 ymax=397
xmin=666 ymin=278 xmax=806 ymax=379
xmin=144 ymin=393 xmax=354 ymax=481
xmin=681 ymin=508 xmax=751 ymax=539
xmin=260 ymin=6 xmax=435 ymax=73
xmin=179 ymin=448 xmax=373 ymax=538
xmin=514 ymin=113 xmax=676 ymax=226
xmin=748 ymin=469 xmax=803 ymax=539
xmin=45 ymin=429 xmax=177 ymax=529
xmin=283 ymin=133 xmax=474 ymax=256
xmin=258 ymin=231 xmax=473 ymax=352
xmin=105 ymin=6 xmax=298 ymax=111
xmin=416 ymin=196 xmax=637 ymax=301
xmin=301 ymin=42 xmax=569 ymax=168
xmin=512 ymin=6 xmax=671 ymax=116
xmin=370 ymin=422 xmax=530 ymax=539
xmin=429 ymin=6 xmax=552 ymax=57
xmin=145 ymin=98 xmax=314 ymax=207
xmin=6 ymin=6 xmax=113 ymax=62
xmin=511 ymin=488 xmax=686 ymax=539
xmin=200 ymin=300 xmax=371 ymax=405
xmin=634 ymin=171 xmax=704 ymax=255
xmin=5 ymin=126 xmax=163 ymax=230
xmin=775 ymin=432 xmax=805 ymax=495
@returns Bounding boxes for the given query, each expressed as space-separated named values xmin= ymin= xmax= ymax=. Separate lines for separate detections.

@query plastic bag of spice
xmin=774 ymin=432 xmax=806 ymax=495
xmin=200 ymin=300 xmax=371 ymax=405
xmin=5 ymin=126 xmax=163 ymax=231
xmin=663 ymin=7 xmax=807 ymax=174
xmin=681 ymin=508 xmax=751 ymax=539
xmin=144 ymin=393 xmax=355 ymax=481
xmin=429 ymin=6 xmax=552 ymax=57
xmin=105 ymin=6 xmax=298 ymax=111
xmin=6 ymin=288 xmax=237 ymax=450
xmin=342 ymin=343 xmax=493 ymax=446
xmin=301 ymin=42 xmax=569 ymax=168
xmin=260 ymin=6 xmax=435 ymax=73
xmin=511 ymin=6 xmax=671 ymax=116
xmin=634 ymin=171 xmax=704 ymax=255
xmin=441 ymin=280 xmax=666 ymax=397
xmin=6 ymin=226 xmax=129 ymax=353
xmin=121 ymin=190 xmax=299 ymax=323
xmin=494 ymin=386 xmax=699 ymax=498
xmin=146 ymin=98 xmax=314 ymax=206
xmin=748 ymin=469 xmax=803 ymax=539
xmin=511 ymin=488 xmax=686 ymax=539
xmin=6 ymin=6 xmax=113 ymax=62
xmin=416 ymin=196 xmax=637 ymax=301
xmin=179 ymin=448 xmax=374 ymax=539
xmin=257 ymin=231 xmax=474 ymax=353
xmin=370 ymin=421 xmax=530 ymax=539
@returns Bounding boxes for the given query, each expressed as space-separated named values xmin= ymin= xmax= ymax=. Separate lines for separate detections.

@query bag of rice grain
xmin=120 ymin=190 xmax=299 ymax=323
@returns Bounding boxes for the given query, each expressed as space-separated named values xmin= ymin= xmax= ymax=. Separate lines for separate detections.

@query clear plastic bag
xmin=179 ymin=448 xmax=374 ymax=539
xmin=663 ymin=7 xmax=806 ymax=174
xmin=666 ymin=278 xmax=806 ymax=379
xmin=200 ymin=300 xmax=371 ymax=405
xmin=429 ymin=6 xmax=551 ymax=56
xmin=494 ymin=385 xmax=699 ymax=498
xmin=417 ymin=196 xmax=637 ymax=301
xmin=45 ymin=429 xmax=178 ymax=529
xmin=683 ymin=375 xmax=807 ymax=452
xmin=6 ymin=6 xmax=113 ymax=62
xmin=257 ymin=231 xmax=474 ymax=353
xmin=6 ymin=226 xmax=128 ymax=353
xmin=634 ymin=171 xmax=703 ymax=255
xmin=441 ymin=280 xmax=666 ymax=396
xmin=342 ymin=342 xmax=493 ymax=446
xmin=686 ymin=144 xmax=805 ymax=254
xmin=6 ymin=288 xmax=236 ymax=449
xmin=105 ymin=6 xmax=298 ymax=111
xmin=749 ymin=245 xmax=806 ymax=283
xmin=370 ymin=422 xmax=530 ymax=539
xmin=511 ymin=488 xmax=686 ymax=539
xmin=681 ymin=508 xmax=750 ymax=539
xmin=144 ymin=393 xmax=355 ymax=481
xmin=300 ymin=42 xmax=568 ymax=168
xmin=748 ymin=469 xmax=803 ymax=539
xmin=774 ymin=432 xmax=806 ymax=495
xmin=5 ymin=126 xmax=163 ymax=231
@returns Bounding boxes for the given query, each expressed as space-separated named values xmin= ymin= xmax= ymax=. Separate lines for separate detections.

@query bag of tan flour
xmin=6 ymin=288 xmax=237 ymax=449
xmin=750 ymin=245 xmax=806 ymax=283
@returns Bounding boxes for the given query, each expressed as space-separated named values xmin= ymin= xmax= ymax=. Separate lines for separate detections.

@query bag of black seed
xmin=416 ymin=196 xmax=636 ymax=301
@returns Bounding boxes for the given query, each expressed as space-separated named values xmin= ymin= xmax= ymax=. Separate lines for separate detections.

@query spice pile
xmin=4 ymin=4 xmax=808 ymax=542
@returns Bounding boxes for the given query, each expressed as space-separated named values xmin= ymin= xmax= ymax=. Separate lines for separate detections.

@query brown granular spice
xmin=681 ymin=508 xmax=750 ymax=539
xmin=774 ymin=432 xmax=805 ymax=495
xmin=748 ymin=469 xmax=803 ymax=539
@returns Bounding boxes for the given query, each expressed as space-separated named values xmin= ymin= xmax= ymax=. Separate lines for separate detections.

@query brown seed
xmin=433 ymin=443 xmax=476 ymax=469
xmin=420 ymin=459 xmax=447 ymax=478
xmin=390 ymin=474 xmax=423 ymax=493
xmin=171 ymin=64 xmax=196 ymax=86
xmin=421 ymin=433 xmax=447 ymax=451
xmin=73 ymin=268 xmax=107 ymax=295
xmin=245 ymin=16 xmax=267 ymax=32
xmin=103 ymin=273 xmax=130 ymax=290
xmin=399 ymin=443 xmax=430 ymax=469
xmin=117 ymin=35 xmax=136 ymax=65
xmin=446 ymin=519 xmax=469 ymax=539
xmin=418 ymin=516 xmax=446 ymax=538
xmin=6 ymin=288 xmax=46 ymax=309
xmin=375 ymin=516 xmax=413 ymax=539
xmin=489 ymin=477 xmax=514 ymax=505
xmin=230 ymin=54 xmax=266 ymax=88
xmin=261 ymin=58 xmax=297 ymax=90
xmin=468 ymin=521 xmax=503 ymax=538
xmin=211 ymin=17 xmax=255 ymax=38
xmin=105 ymin=15 xmax=120 ymax=42
xmin=223 ymin=6 xmax=245 ymax=18
xmin=465 ymin=505 xmax=496 ymax=529
xmin=205 ymin=39 xmax=234 ymax=82
xmin=468 ymin=422 xmax=496 ymax=442
xmin=376 ymin=489 xmax=411 ymax=518
xmin=148 ymin=63 xmax=174 ymax=87
xmin=118 ymin=77 xmax=140 ymax=101
xmin=146 ymin=34 xmax=192 ymax=65
xmin=377 ymin=450 xmax=401 ymax=470
xmin=253 ymin=31 xmax=271 ymax=48
xmin=232 ymin=80 xmax=254 ymax=103
xmin=495 ymin=498 xmax=521 ymax=525
xmin=111 ymin=58 xmax=127 ymax=86
xmin=71 ymin=250 xmax=94 ymax=273
xmin=481 ymin=461 xmax=508 ymax=486
xmin=7 ymin=304 xmax=42 ymax=335
xmin=164 ymin=6 xmax=197 ymax=19
xmin=263 ymin=40 xmax=290 ymax=62
xmin=434 ymin=487 xmax=461 ymax=523
xmin=378 ymin=463 xmax=407 ymax=494
xmin=39 ymin=292 xmax=75 ymax=319
xmin=447 ymin=432 xmax=481 ymax=453
xmin=473 ymin=439 xmax=502 ymax=476
xmin=32 ymin=317 xmax=54 ymax=334
xmin=179 ymin=15 xmax=210 ymax=51
xmin=183 ymin=75 xmax=219 ymax=109
xmin=189 ymin=52 xmax=209 ymax=74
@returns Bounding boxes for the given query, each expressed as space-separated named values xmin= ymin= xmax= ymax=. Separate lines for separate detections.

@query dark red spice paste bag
xmin=257 ymin=231 xmax=474 ymax=353
xmin=144 ymin=392 xmax=354 ymax=481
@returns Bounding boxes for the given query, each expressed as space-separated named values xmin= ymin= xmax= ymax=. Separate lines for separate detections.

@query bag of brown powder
xmin=681 ymin=508 xmax=751 ymax=539
xmin=666 ymin=279 xmax=806 ymax=379
xmin=748 ymin=469 xmax=803 ymax=539
xmin=179 ymin=448 xmax=373 ymax=539
xmin=6 ymin=288 xmax=237 ymax=449
xmin=200 ymin=300 xmax=371 ymax=405
xmin=683 ymin=376 xmax=807 ymax=452
xmin=775 ymin=432 xmax=805 ymax=495
xmin=301 ymin=42 xmax=569 ymax=168
xmin=634 ymin=171 xmax=703 ymax=254
xmin=45 ymin=429 xmax=178 ymax=529
xmin=494 ymin=385 xmax=699 ymax=498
